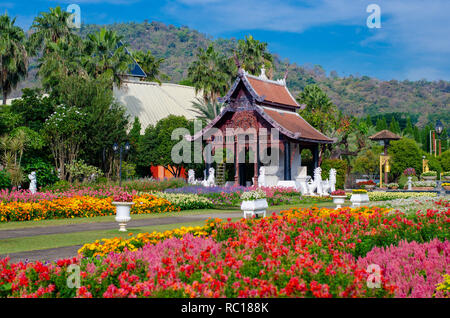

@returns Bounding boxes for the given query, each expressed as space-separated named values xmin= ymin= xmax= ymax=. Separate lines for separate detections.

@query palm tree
xmin=38 ymin=37 xmax=87 ymax=90
xmin=83 ymin=28 xmax=133 ymax=88
xmin=190 ymin=97 xmax=223 ymax=122
xmin=188 ymin=45 xmax=233 ymax=104
xmin=236 ymin=35 xmax=273 ymax=77
xmin=29 ymin=6 xmax=74 ymax=54
xmin=132 ymin=50 xmax=168 ymax=84
xmin=0 ymin=13 xmax=28 ymax=105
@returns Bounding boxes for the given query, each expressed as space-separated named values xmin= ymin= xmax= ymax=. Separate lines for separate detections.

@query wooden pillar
xmin=313 ymin=144 xmax=319 ymax=169
xmin=234 ymin=136 xmax=239 ymax=185
xmin=384 ymin=140 xmax=388 ymax=185
xmin=205 ymin=141 xmax=212 ymax=178
xmin=253 ymin=133 xmax=259 ymax=186
xmin=284 ymin=140 xmax=291 ymax=180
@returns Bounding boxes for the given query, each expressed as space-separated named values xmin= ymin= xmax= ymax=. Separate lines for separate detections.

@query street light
xmin=113 ymin=142 xmax=131 ymax=187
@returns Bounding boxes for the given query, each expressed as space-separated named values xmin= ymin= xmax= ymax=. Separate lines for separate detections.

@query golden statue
xmin=423 ymin=158 xmax=429 ymax=173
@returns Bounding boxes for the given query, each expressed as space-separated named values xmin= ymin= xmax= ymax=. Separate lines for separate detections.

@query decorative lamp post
xmin=113 ymin=142 xmax=131 ymax=187
xmin=435 ymin=120 xmax=444 ymax=157
xmin=369 ymin=130 xmax=401 ymax=188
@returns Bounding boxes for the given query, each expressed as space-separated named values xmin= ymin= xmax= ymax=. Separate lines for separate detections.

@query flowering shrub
xmin=331 ymin=190 xmax=346 ymax=196
xmin=357 ymin=180 xmax=376 ymax=186
xmin=152 ymin=192 xmax=213 ymax=210
xmin=78 ymin=218 xmax=222 ymax=258
xmin=370 ymin=197 xmax=449 ymax=215
xmin=387 ymin=183 xmax=399 ymax=189
xmin=352 ymin=189 xmax=368 ymax=194
xmin=241 ymin=189 xmax=267 ymax=201
xmin=0 ymin=194 xmax=178 ymax=222
xmin=435 ymin=274 xmax=450 ymax=297
xmin=357 ymin=239 xmax=450 ymax=298
xmin=112 ymin=192 xmax=134 ymax=203
xmin=403 ymin=168 xmax=416 ymax=176
xmin=421 ymin=171 xmax=437 ymax=177
xmin=367 ymin=191 xmax=436 ymax=201
xmin=412 ymin=181 xmax=436 ymax=188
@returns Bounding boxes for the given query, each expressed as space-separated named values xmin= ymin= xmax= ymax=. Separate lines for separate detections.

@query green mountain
xmin=14 ymin=21 xmax=450 ymax=127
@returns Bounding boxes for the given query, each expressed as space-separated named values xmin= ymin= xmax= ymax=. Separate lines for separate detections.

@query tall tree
xmin=236 ymin=35 xmax=273 ymax=77
xmin=188 ymin=45 xmax=233 ymax=104
xmin=297 ymin=84 xmax=337 ymax=165
xmin=297 ymin=84 xmax=336 ymax=134
xmin=376 ymin=117 xmax=387 ymax=131
xmin=83 ymin=28 xmax=133 ymax=88
xmin=37 ymin=37 xmax=86 ymax=90
xmin=132 ymin=50 xmax=167 ymax=83
xmin=389 ymin=117 xmax=401 ymax=133
xmin=190 ymin=97 xmax=223 ymax=122
xmin=403 ymin=116 xmax=414 ymax=137
xmin=0 ymin=13 xmax=28 ymax=104
xmin=29 ymin=6 xmax=75 ymax=54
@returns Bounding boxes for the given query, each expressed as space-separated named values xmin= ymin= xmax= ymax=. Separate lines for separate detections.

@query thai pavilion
xmin=187 ymin=67 xmax=334 ymax=187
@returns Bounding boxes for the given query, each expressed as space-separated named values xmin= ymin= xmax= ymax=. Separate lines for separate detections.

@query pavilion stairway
xmin=216 ymin=163 xmax=226 ymax=186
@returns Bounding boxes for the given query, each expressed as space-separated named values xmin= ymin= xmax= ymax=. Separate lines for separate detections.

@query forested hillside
xmin=16 ymin=21 xmax=450 ymax=126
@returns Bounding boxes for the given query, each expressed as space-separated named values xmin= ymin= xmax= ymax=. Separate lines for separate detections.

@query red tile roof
xmin=369 ymin=130 xmax=401 ymax=140
xmin=263 ymin=108 xmax=333 ymax=142
xmin=246 ymin=76 xmax=299 ymax=107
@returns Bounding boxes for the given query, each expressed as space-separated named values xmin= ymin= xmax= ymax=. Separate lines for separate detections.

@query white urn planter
xmin=331 ymin=195 xmax=346 ymax=210
xmin=112 ymin=201 xmax=134 ymax=232
xmin=241 ymin=199 xmax=268 ymax=219
xmin=350 ymin=193 xmax=370 ymax=208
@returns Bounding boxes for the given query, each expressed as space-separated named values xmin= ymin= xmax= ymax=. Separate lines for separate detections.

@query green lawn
xmin=0 ymin=201 xmax=342 ymax=255
xmin=0 ymin=202 xmax=335 ymax=231
xmin=0 ymin=218 xmax=244 ymax=255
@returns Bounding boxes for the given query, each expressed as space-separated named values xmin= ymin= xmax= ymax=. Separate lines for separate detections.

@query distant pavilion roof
xmin=369 ymin=130 xmax=401 ymax=141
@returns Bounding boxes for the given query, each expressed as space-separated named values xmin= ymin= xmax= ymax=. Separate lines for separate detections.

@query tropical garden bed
xmin=1 ymin=200 xmax=448 ymax=298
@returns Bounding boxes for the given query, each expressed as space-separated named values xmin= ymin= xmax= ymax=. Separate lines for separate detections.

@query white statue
xmin=258 ymin=166 xmax=266 ymax=187
xmin=329 ymin=168 xmax=337 ymax=193
xmin=28 ymin=171 xmax=37 ymax=194
xmin=202 ymin=167 xmax=215 ymax=187
xmin=188 ymin=169 xmax=196 ymax=185
xmin=321 ymin=179 xmax=330 ymax=195
xmin=314 ymin=167 xmax=323 ymax=195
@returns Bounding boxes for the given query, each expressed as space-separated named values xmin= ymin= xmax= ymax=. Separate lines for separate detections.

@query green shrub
xmin=388 ymin=138 xmax=422 ymax=180
xmin=398 ymin=175 xmax=418 ymax=188
xmin=440 ymin=150 xmax=450 ymax=171
xmin=321 ymin=158 xmax=348 ymax=189
xmin=65 ymin=160 xmax=103 ymax=183
xmin=23 ymin=159 xmax=59 ymax=189
xmin=41 ymin=180 xmax=71 ymax=192
xmin=0 ymin=170 xmax=12 ymax=189
xmin=422 ymin=153 xmax=442 ymax=175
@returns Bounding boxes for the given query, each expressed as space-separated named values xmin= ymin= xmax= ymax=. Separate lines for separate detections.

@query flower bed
xmin=1 ymin=203 xmax=448 ymax=298
xmin=366 ymin=191 xmax=437 ymax=201
xmin=78 ymin=218 xmax=222 ymax=258
xmin=357 ymin=239 xmax=449 ymax=298
xmin=152 ymin=192 xmax=213 ymax=210
xmin=166 ymin=185 xmax=300 ymax=207
xmin=0 ymin=193 xmax=178 ymax=223
xmin=369 ymin=197 xmax=449 ymax=215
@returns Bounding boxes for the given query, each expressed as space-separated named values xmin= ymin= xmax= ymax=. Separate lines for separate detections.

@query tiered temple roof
xmin=188 ymin=68 xmax=333 ymax=144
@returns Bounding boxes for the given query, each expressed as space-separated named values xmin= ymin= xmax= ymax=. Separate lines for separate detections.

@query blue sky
xmin=2 ymin=0 xmax=450 ymax=81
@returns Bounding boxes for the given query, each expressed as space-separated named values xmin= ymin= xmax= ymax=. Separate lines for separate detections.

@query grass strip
xmin=0 ymin=203 xmax=334 ymax=231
